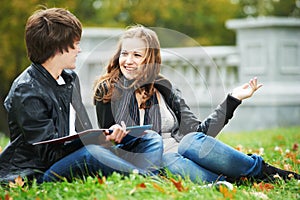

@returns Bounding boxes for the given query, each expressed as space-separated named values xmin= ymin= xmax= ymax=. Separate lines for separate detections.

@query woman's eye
xmin=121 ymin=52 xmax=128 ymax=56
xmin=135 ymin=54 xmax=142 ymax=57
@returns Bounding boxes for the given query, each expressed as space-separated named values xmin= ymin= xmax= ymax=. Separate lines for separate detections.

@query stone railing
xmin=160 ymin=46 xmax=239 ymax=105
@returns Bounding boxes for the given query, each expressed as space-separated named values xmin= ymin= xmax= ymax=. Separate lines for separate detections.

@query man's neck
xmin=42 ymin=58 xmax=62 ymax=80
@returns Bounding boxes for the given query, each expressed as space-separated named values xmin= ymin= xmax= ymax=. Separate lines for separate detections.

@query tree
xmin=84 ymin=0 xmax=240 ymax=46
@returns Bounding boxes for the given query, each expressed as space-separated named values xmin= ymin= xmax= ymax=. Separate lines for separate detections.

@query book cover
xmin=33 ymin=124 xmax=153 ymax=145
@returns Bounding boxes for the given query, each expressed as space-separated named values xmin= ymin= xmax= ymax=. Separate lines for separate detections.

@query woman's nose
xmin=125 ymin=54 xmax=133 ymax=64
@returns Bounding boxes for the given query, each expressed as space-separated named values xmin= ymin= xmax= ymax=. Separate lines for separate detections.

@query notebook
xmin=32 ymin=124 xmax=153 ymax=145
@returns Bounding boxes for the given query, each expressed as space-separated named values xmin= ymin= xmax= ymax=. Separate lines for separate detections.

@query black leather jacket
xmin=0 ymin=63 xmax=92 ymax=182
xmin=95 ymin=75 xmax=241 ymax=142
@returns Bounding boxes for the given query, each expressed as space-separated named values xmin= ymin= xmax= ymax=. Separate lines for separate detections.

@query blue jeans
xmin=163 ymin=132 xmax=263 ymax=183
xmin=38 ymin=131 xmax=163 ymax=183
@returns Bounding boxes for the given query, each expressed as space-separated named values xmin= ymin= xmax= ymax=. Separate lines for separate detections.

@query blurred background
xmin=1 ymin=0 xmax=299 ymax=136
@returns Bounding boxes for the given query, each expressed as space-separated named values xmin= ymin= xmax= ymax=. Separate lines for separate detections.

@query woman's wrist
xmin=229 ymin=92 xmax=242 ymax=101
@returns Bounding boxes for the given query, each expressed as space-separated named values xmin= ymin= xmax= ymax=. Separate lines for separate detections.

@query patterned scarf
xmin=111 ymin=77 xmax=162 ymax=134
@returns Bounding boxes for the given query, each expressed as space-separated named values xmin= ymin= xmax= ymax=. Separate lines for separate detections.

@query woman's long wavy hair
xmin=93 ymin=25 xmax=161 ymax=109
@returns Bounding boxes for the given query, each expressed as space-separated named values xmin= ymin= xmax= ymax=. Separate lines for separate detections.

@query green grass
xmin=0 ymin=127 xmax=299 ymax=200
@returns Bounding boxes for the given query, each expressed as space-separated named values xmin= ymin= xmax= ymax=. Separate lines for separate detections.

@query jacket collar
xmin=31 ymin=63 xmax=75 ymax=86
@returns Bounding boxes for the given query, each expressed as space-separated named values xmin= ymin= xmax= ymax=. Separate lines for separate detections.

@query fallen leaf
xmin=285 ymin=152 xmax=297 ymax=163
xmin=219 ymin=185 xmax=236 ymax=199
xmin=254 ymin=182 xmax=274 ymax=192
xmin=9 ymin=175 xmax=24 ymax=188
xmin=152 ymin=182 xmax=165 ymax=193
xmin=292 ymin=143 xmax=298 ymax=151
xmin=129 ymin=182 xmax=147 ymax=195
xmin=5 ymin=192 xmax=12 ymax=200
xmin=235 ymin=144 xmax=243 ymax=152
xmin=137 ymin=182 xmax=146 ymax=188
xmin=170 ymin=178 xmax=188 ymax=192
xmin=97 ymin=175 xmax=106 ymax=185
xmin=276 ymin=135 xmax=284 ymax=141
xmin=283 ymin=164 xmax=292 ymax=171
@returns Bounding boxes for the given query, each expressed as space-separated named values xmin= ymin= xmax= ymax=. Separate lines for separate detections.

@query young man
xmin=0 ymin=8 xmax=162 ymax=184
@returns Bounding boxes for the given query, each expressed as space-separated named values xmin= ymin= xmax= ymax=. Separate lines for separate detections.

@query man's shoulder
xmin=10 ymin=66 xmax=35 ymax=89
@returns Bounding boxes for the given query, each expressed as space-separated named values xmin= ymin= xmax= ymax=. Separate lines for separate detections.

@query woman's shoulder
xmin=155 ymin=74 xmax=172 ymax=88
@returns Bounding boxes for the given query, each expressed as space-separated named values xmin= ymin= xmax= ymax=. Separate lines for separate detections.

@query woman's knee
xmin=142 ymin=130 xmax=163 ymax=149
xmin=178 ymin=132 xmax=206 ymax=155
xmin=181 ymin=132 xmax=206 ymax=143
xmin=143 ymin=130 xmax=162 ymax=140
xmin=163 ymin=153 xmax=186 ymax=170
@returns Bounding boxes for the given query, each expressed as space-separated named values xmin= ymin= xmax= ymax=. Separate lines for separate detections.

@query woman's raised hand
xmin=231 ymin=77 xmax=263 ymax=101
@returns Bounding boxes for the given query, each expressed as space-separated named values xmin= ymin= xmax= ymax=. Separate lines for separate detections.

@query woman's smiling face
xmin=119 ymin=38 xmax=146 ymax=80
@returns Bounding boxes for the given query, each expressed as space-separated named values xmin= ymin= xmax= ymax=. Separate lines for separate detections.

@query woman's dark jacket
xmin=95 ymin=75 xmax=241 ymax=142
xmin=0 ymin=63 xmax=92 ymax=183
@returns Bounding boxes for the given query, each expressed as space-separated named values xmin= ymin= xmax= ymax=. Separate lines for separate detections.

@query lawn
xmin=0 ymin=126 xmax=299 ymax=200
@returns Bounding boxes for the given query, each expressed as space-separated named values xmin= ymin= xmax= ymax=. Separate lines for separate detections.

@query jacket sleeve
xmin=12 ymin=84 xmax=58 ymax=143
xmin=197 ymin=94 xmax=241 ymax=137
xmin=10 ymin=84 xmax=74 ymax=166
xmin=94 ymin=86 xmax=116 ymax=128
xmin=95 ymin=100 xmax=116 ymax=128
xmin=170 ymin=85 xmax=241 ymax=140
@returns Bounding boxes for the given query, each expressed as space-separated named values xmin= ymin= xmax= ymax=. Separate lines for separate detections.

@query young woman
xmin=93 ymin=25 xmax=300 ymax=184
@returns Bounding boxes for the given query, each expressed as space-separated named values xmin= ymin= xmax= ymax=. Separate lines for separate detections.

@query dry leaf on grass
xmin=292 ymin=143 xmax=298 ymax=151
xmin=219 ymin=185 xmax=236 ymax=199
xmin=9 ymin=175 xmax=24 ymax=188
xmin=152 ymin=182 xmax=166 ymax=193
xmin=97 ymin=175 xmax=106 ymax=185
xmin=253 ymin=182 xmax=274 ymax=192
xmin=129 ymin=182 xmax=147 ymax=195
xmin=5 ymin=193 xmax=13 ymax=200
xmin=169 ymin=178 xmax=188 ymax=192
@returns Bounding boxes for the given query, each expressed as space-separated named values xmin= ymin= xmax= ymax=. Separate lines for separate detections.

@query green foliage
xmin=0 ymin=133 xmax=9 ymax=148
xmin=233 ymin=0 xmax=300 ymax=17
xmin=0 ymin=127 xmax=299 ymax=199
xmin=80 ymin=0 xmax=240 ymax=46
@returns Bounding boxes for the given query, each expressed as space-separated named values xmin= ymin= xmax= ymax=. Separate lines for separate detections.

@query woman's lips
xmin=124 ymin=66 xmax=136 ymax=72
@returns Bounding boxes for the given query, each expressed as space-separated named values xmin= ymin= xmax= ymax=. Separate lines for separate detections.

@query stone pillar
xmin=225 ymin=17 xmax=300 ymax=131
xmin=226 ymin=17 xmax=300 ymax=83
